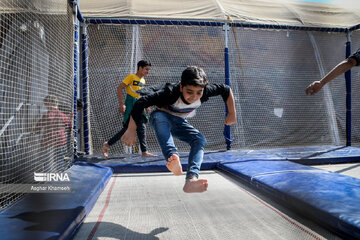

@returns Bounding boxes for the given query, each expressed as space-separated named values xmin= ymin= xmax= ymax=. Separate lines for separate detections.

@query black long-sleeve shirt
xmin=131 ymin=82 xmax=230 ymax=125
xmin=350 ymin=48 xmax=360 ymax=66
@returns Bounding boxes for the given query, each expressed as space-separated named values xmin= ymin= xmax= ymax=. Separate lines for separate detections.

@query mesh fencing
xmin=0 ymin=3 xmax=359 ymax=209
xmin=0 ymin=1 xmax=74 ymax=208
xmin=86 ymin=24 xmax=227 ymax=154
xmin=85 ymin=22 xmax=360 ymax=156
xmin=229 ymin=29 xmax=345 ymax=148
xmin=349 ymin=30 xmax=360 ymax=145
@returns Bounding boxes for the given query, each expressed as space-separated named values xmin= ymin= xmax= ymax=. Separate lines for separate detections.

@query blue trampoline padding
xmin=96 ymin=161 xmax=217 ymax=173
xmin=81 ymin=154 xmax=218 ymax=173
xmin=78 ymin=146 xmax=360 ymax=172
xmin=218 ymin=160 xmax=360 ymax=239
xmin=203 ymin=146 xmax=360 ymax=165
xmin=0 ymin=162 xmax=113 ymax=240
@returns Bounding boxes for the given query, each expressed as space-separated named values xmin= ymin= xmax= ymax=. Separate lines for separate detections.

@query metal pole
xmin=345 ymin=32 xmax=352 ymax=146
xmin=223 ymin=23 xmax=233 ymax=150
xmin=73 ymin=2 xmax=79 ymax=158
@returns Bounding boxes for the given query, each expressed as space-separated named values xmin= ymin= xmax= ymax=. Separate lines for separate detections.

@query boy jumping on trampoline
xmin=306 ymin=48 xmax=360 ymax=95
xmin=121 ymin=66 xmax=236 ymax=193
xmin=102 ymin=60 xmax=157 ymax=158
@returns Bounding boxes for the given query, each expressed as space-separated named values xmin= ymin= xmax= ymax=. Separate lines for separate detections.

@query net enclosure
xmin=80 ymin=0 xmax=360 ymax=155
xmin=0 ymin=0 xmax=360 ymax=208
xmin=0 ymin=0 xmax=74 ymax=208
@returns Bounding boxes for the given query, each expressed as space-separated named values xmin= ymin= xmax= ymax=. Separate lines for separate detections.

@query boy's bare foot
xmin=141 ymin=151 xmax=158 ymax=157
xmin=183 ymin=178 xmax=208 ymax=193
xmin=101 ymin=142 xmax=110 ymax=158
xmin=166 ymin=154 xmax=183 ymax=176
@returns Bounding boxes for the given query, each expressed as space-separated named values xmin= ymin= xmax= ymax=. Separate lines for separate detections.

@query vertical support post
xmin=73 ymin=2 xmax=79 ymax=159
xmin=223 ymin=23 xmax=233 ymax=150
xmin=81 ymin=23 xmax=90 ymax=155
xmin=81 ymin=25 xmax=90 ymax=155
xmin=345 ymin=32 xmax=352 ymax=146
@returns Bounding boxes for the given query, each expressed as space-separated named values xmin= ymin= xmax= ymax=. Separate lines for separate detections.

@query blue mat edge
xmin=217 ymin=160 xmax=360 ymax=240
xmin=0 ymin=162 xmax=113 ymax=240
xmin=62 ymin=162 xmax=113 ymax=240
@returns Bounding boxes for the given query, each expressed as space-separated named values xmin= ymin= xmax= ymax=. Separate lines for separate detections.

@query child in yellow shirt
xmin=102 ymin=60 xmax=157 ymax=158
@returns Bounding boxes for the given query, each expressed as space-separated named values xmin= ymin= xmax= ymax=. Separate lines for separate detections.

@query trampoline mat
xmin=74 ymin=170 xmax=341 ymax=240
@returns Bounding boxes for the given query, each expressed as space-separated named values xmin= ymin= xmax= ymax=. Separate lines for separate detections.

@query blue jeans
xmin=150 ymin=110 xmax=206 ymax=179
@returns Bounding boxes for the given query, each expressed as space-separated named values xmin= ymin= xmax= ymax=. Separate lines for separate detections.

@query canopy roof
xmin=79 ymin=0 xmax=360 ymax=29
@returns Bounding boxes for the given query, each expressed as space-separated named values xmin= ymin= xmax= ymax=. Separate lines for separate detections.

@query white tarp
xmin=0 ymin=0 xmax=68 ymax=14
xmin=79 ymin=0 xmax=360 ymax=29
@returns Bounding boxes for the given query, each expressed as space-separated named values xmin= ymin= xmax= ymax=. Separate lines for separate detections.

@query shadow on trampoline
xmin=10 ymin=206 xmax=169 ymax=239
xmin=81 ymin=222 xmax=169 ymax=239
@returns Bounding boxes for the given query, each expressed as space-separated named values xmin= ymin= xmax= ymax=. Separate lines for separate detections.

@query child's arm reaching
xmin=225 ymin=88 xmax=236 ymax=126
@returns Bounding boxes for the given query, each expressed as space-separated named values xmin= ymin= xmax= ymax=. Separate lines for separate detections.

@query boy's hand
xmin=305 ymin=81 xmax=323 ymax=96
xmin=119 ymin=104 xmax=126 ymax=114
xmin=225 ymin=112 xmax=236 ymax=126
xmin=121 ymin=129 xmax=137 ymax=146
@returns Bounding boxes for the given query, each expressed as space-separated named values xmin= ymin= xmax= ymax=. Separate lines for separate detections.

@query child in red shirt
xmin=33 ymin=95 xmax=72 ymax=171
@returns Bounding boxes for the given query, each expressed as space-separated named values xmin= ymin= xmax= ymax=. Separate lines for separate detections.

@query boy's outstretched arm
xmin=305 ymin=57 xmax=357 ymax=96
xmin=121 ymin=116 xmax=137 ymax=146
xmin=225 ymin=88 xmax=236 ymax=125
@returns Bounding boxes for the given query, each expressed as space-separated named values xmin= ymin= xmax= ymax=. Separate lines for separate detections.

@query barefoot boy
xmin=121 ymin=66 xmax=236 ymax=193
